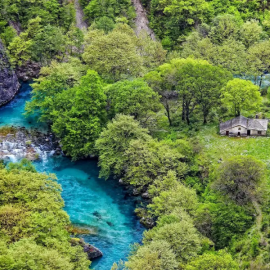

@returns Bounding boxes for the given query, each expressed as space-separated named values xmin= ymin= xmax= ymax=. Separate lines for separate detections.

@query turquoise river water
xmin=0 ymin=83 xmax=144 ymax=269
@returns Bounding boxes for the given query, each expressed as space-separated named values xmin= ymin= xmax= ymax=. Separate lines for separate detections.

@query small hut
xmin=220 ymin=116 xmax=268 ymax=137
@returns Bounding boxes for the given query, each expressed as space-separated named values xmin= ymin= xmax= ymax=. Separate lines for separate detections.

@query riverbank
xmin=0 ymin=82 xmax=144 ymax=270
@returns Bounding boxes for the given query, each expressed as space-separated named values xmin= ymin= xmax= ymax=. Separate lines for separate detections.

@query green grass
xmin=198 ymin=125 xmax=270 ymax=171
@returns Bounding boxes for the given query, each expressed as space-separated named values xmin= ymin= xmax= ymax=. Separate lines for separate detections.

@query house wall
xmin=220 ymin=125 xmax=247 ymax=135
xmin=230 ymin=126 xmax=247 ymax=135
xmin=250 ymin=130 xmax=267 ymax=136
xmin=220 ymin=127 xmax=267 ymax=136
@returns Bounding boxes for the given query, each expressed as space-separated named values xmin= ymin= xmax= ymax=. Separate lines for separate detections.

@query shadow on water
xmin=0 ymin=83 xmax=144 ymax=270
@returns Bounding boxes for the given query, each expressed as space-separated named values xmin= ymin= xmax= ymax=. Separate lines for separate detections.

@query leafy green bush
xmin=83 ymin=0 xmax=136 ymax=25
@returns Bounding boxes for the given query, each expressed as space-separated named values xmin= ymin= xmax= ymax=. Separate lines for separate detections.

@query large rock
xmin=83 ymin=242 xmax=103 ymax=260
xmin=0 ymin=39 xmax=20 ymax=106
xmin=16 ymin=60 xmax=41 ymax=81
xmin=70 ymin=238 xmax=103 ymax=260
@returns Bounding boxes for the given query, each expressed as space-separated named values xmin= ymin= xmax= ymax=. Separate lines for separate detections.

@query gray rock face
xmin=0 ymin=40 xmax=20 ymax=106
xmin=83 ymin=242 xmax=103 ymax=260
xmin=16 ymin=61 xmax=41 ymax=81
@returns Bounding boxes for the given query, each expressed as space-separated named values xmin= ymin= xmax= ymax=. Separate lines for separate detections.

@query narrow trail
xmin=131 ymin=0 xmax=156 ymax=40
xmin=74 ymin=0 xmax=88 ymax=30
xmin=252 ymin=199 xmax=265 ymax=244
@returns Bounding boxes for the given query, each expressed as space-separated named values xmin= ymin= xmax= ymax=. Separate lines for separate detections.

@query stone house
xmin=220 ymin=116 xmax=268 ymax=136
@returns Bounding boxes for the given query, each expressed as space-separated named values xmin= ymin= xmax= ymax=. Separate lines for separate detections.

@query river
xmin=0 ymin=83 xmax=144 ymax=270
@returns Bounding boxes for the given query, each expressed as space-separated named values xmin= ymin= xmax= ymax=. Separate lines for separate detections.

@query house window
xmin=238 ymin=128 xmax=241 ymax=130
xmin=258 ymin=131 xmax=262 ymax=135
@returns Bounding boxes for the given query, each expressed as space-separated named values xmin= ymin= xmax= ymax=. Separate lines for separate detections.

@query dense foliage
xmin=0 ymin=160 xmax=90 ymax=269
xmin=83 ymin=24 xmax=166 ymax=81
xmin=3 ymin=0 xmax=270 ymax=269
xmin=145 ymin=58 xmax=233 ymax=125
xmin=146 ymin=0 xmax=270 ymax=49
xmin=83 ymin=0 xmax=136 ymax=27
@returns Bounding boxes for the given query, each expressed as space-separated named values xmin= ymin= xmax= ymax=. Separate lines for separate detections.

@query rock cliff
xmin=0 ymin=40 xmax=20 ymax=106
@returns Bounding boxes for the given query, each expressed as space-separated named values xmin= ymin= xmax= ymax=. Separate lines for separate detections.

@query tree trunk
xmin=203 ymin=115 xmax=207 ymax=124
xmin=164 ymin=100 xmax=172 ymax=126
xmin=259 ymin=74 xmax=264 ymax=89
xmin=186 ymin=115 xmax=190 ymax=125
xmin=186 ymin=105 xmax=190 ymax=125
xmin=182 ymin=101 xmax=185 ymax=121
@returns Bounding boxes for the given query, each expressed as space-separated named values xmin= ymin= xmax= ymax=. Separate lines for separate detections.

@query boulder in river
xmin=0 ymin=39 xmax=20 ymax=106
xmin=71 ymin=238 xmax=103 ymax=260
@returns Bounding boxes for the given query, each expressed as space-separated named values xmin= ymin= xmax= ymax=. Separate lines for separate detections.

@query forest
xmin=1 ymin=0 xmax=270 ymax=269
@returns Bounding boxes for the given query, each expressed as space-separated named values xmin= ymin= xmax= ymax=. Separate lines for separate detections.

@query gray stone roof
xmin=220 ymin=116 xmax=268 ymax=131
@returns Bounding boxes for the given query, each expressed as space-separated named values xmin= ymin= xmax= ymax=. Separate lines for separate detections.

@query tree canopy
xmin=0 ymin=160 xmax=90 ymax=269
xmin=213 ymin=155 xmax=266 ymax=205
xmin=222 ymin=79 xmax=262 ymax=116
xmin=51 ymin=70 xmax=107 ymax=160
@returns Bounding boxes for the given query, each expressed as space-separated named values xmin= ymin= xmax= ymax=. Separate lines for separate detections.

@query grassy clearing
xmin=198 ymin=125 xmax=270 ymax=171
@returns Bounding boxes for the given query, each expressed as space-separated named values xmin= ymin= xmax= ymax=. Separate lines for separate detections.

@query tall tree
xmin=247 ymin=40 xmax=270 ymax=87
xmin=50 ymin=70 xmax=107 ymax=160
xmin=175 ymin=59 xmax=232 ymax=124
xmin=83 ymin=26 xmax=143 ymax=81
xmin=222 ymin=78 xmax=262 ymax=116
xmin=25 ymin=58 xmax=87 ymax=122
xmin=145 ymin=58 xmax=231 ymax=125
xmin=213 ymin=155 xmax=266 ymax=205
xmin=105 ymin=79 xmax=161 ymax=120
xmin=95 ymin=114 xmax=151 ymax=179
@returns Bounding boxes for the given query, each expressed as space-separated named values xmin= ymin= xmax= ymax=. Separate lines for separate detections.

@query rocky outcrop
xmin=16 ymin=61 xmax=41 ymax=81
xmin=74 ymin=0 xmax=88 ymax=30
xmin=0 ymin=127 xmax=58 ymax=162
xmin=71 ymin=238 xmax=103 ymax=260
xmin=83 ymin=242 xmax=103 ymax=260
xmin=8 ymin=21 xmax=22 ymax=35
xmin=0 ymin=39 xmax=20 ymax=106
xmin=131 ymin=0 xmax=156 ymax=40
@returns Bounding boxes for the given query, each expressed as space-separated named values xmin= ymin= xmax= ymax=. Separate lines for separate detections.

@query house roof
xmin=220 ymin=116 xmax=268 ymax=131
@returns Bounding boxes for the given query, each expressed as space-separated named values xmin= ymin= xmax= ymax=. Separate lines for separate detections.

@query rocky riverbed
xmin=0 ymin=127 xmax=60 ymax=162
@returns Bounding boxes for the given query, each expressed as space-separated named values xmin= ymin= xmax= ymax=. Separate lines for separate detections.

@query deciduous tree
xmin=125 ymin=241 xmax=178 ymax=270
xmin=185 ymin=251 xmax=239 ymax=270
xmin=95 ymin=114 xmax=151 ymax=179
xmin=105 ymin=79 xmax=161 ymax=120
xmin=51 ymin=70 xmax=107 ymax=160
xmin=213 ymin=156 xmax=266 ymax=205
xmin=222 ymin=79 xmax=262 ymax=116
